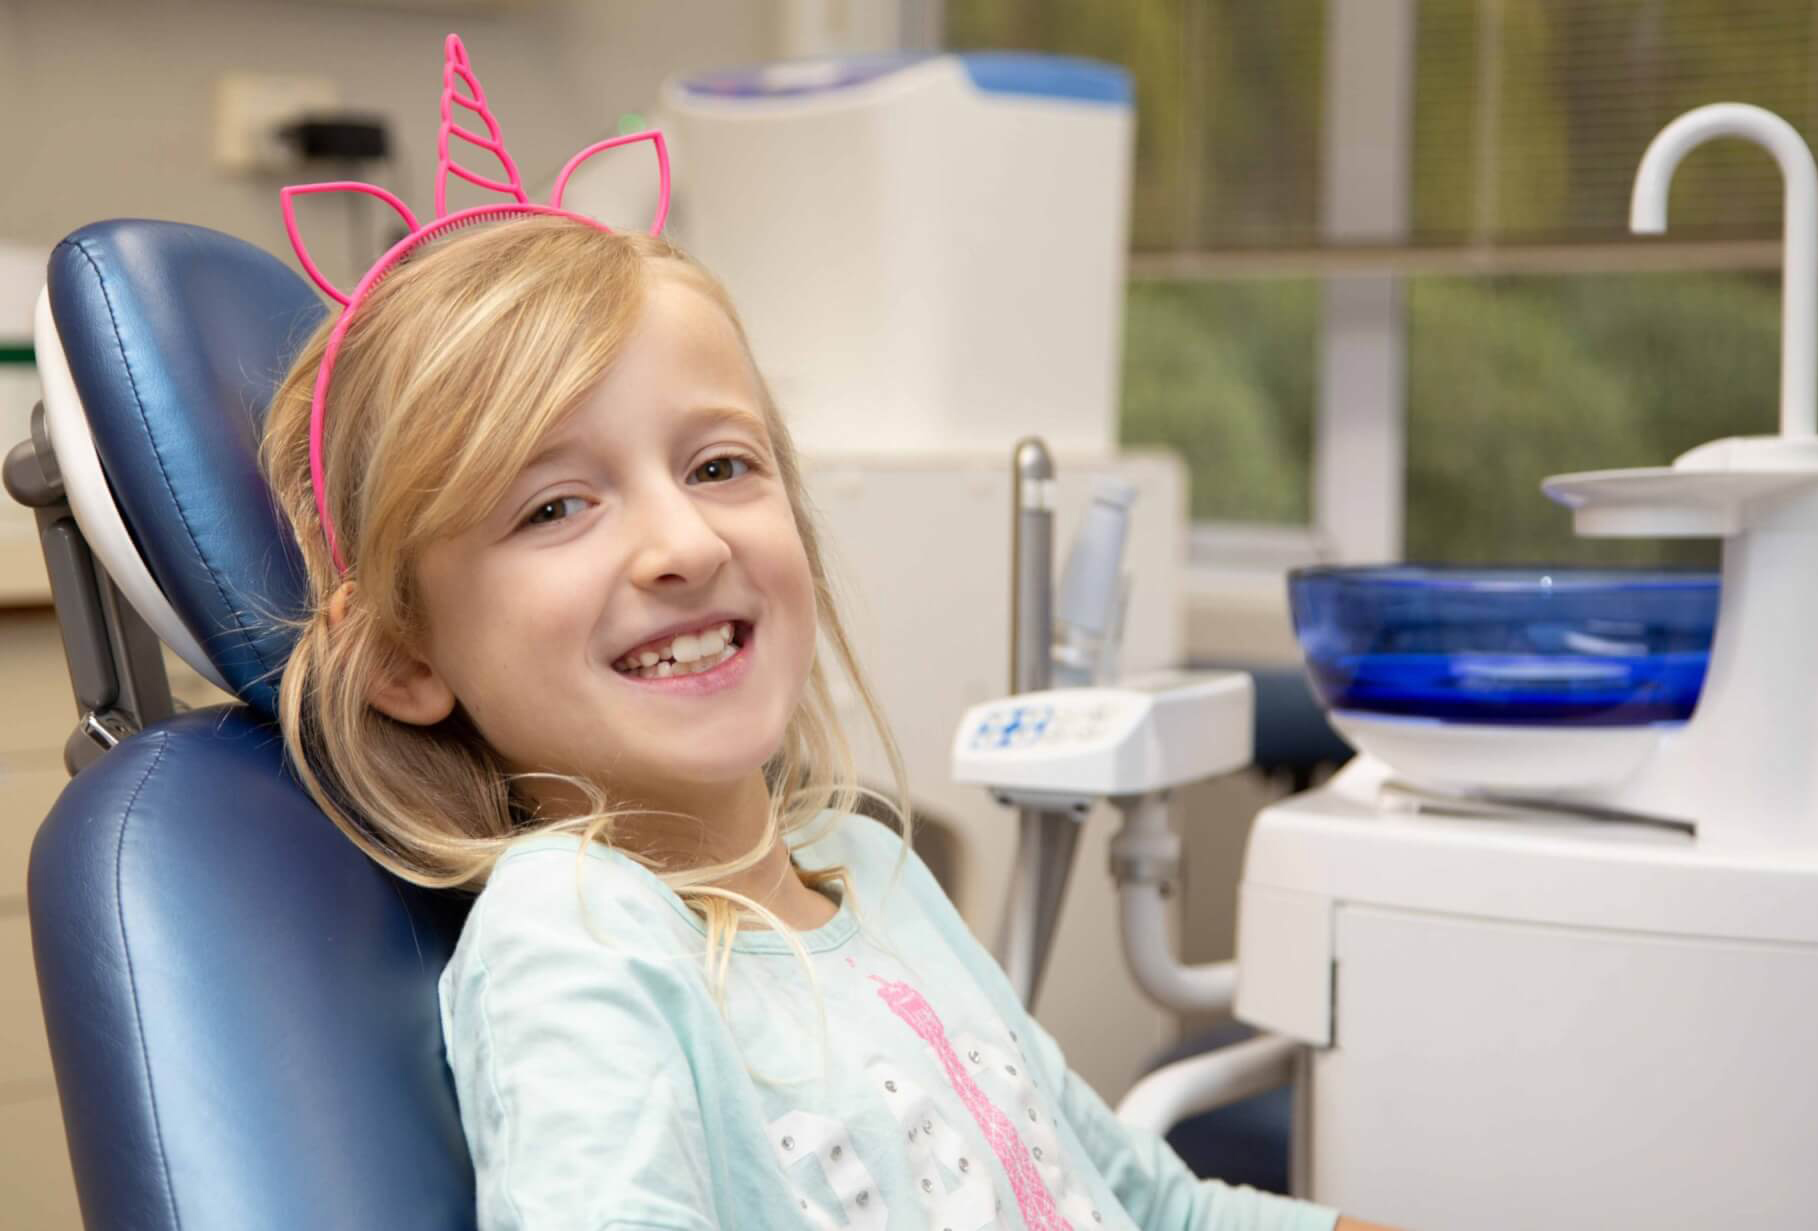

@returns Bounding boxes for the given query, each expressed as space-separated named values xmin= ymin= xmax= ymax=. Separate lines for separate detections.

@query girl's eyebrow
xmin=492 ymin=404 xmax=769 ymax=534
xmin=686 ymin=404 xmax=770 ymax=443
xmin=515 ymin=437 xmax=585 ymax=480
xmin=518 ymin=405 xmax=769 ymax=474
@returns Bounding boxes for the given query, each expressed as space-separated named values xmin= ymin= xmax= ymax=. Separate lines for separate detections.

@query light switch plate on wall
xmin=213 ymin=72 xmax=341 ymax=172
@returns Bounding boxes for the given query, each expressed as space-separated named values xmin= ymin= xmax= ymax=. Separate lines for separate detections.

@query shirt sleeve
xmin=1019 ymin=1014 xmax=1339 ymax=1231
xmin=881 ymin=827 xmax=1340 ymax=1231
xmin=440 ymin=850 xmax=721 ymax=1231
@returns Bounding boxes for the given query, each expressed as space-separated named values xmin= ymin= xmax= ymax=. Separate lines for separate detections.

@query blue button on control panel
xmin=969 ymin=703 xmax=1057 ymax=750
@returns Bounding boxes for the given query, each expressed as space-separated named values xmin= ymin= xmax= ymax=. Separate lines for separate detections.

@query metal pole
xmin=997 ymin=439 xmax=1081 ymax=1008
xmin=1010 ymin=438 xmax=1054 ymax=696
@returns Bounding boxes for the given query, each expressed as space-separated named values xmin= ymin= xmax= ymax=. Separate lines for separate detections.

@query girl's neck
xmin=726 ymin=843 xmax=841 ymax=931
xmin=686 ymin=773 xmax=838 ymax=930
xmin=541 ymin=770 xmax=837 ymax=929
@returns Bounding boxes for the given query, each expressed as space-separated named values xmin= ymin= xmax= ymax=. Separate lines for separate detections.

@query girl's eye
xmin=691 ymin=454 xmax=752 ymax=485
xmin=521 ymin=495 xmax=588 ymax=528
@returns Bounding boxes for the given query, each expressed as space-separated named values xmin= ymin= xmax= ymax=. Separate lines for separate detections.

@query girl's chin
xmin=611 ymin=748 xmax=782 ymax=798
xmin=509 ymin=749 xmax=780 ymax=811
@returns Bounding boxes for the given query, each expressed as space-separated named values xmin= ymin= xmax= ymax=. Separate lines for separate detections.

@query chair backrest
xmin=30 ymin=220 xmax=477 ymax=1229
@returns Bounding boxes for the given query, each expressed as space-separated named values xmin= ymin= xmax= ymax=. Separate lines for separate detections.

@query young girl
xmin=260 ymin=34 xmax=1387 ymax=1231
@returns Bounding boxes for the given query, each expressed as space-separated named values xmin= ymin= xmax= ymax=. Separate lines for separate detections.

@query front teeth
xmin=615 ymin=622 xmax=739 ymax=678
xmin=634 ymin=644 xmax=737 ymax=680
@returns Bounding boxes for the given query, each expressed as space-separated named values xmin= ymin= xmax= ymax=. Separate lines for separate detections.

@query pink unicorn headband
xmin=283 ymin=33 xmax=672 ymax=573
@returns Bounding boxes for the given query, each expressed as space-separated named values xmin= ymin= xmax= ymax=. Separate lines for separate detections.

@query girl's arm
xmin=441 ymin=852 xmax=722 ymax=1231
xmin=884 ymin=833 xmax=1349 ymax=1231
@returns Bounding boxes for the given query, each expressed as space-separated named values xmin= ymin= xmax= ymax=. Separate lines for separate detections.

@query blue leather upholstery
xmin=31 ymin=220 xmax=477 ymax=1228
xmin=31 ymin=709 xmax=475 ymax=1230
xmin=48 ymin=220 xmax=322 ymax=713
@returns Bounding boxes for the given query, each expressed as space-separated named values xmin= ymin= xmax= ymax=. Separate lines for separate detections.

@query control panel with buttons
xmin=962 ymin=695 xmax=1136 ymax=752
xmin=950 ymin=669 xmax=1253 ymax=809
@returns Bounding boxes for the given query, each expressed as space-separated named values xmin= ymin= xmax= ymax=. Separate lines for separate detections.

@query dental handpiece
xmin=1052 ymin=476 xmax=1138 ymax=688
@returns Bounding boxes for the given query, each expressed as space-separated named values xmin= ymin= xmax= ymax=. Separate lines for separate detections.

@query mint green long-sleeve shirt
xmin=438 ymin=812 xmax=1340 ymax=1231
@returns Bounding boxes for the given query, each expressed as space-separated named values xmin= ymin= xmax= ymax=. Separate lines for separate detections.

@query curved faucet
xmin=1631 ymin=103 xmax=1817 ymax=438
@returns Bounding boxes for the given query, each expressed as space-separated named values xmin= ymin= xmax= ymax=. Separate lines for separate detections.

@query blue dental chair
xmin=10 ymin=220 xmax=479 ymax=1229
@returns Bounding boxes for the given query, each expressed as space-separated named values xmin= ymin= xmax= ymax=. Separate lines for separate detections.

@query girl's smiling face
xmin=376 ymin=276 xmax=818 ymax=818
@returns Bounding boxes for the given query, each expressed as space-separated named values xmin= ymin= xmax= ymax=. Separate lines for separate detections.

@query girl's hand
xmin=1336 ymin=1217 xmax=1402 ymax=1230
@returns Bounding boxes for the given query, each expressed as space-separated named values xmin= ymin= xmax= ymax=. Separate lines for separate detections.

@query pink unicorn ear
xmin=281 ymin=182 xmax=420 ymax=305
xmin=550 ymin=130 xmax=672 ymax=234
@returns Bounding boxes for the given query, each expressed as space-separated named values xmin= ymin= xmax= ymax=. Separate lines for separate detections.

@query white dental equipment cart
xmin=1244 ymin=103 xmax=1818 ymax=1229
xmin=959 ymin=102 xmax=1818 ymax=1231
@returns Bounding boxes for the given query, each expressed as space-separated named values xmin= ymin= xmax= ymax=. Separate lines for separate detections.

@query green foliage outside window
xmin=1403 ymin=273 xmax=1773 ymax=565
xmin=1120 ymin=280 xmax=1317 ymax=525
xmin=1120 ymin=272 xmax=1774 ymax=565
xmin=950 ymin=1 xmax=1800 ymax=564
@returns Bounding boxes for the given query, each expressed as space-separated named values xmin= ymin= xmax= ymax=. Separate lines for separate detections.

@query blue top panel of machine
xmin=957 ymin=52 xmax=1131 ymax=103
xmin=677 ymin=51 xmax=1131 ymax=106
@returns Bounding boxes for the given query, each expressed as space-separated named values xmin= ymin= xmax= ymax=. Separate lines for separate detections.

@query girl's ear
xmin=367 ymin=653 xmax=458 ymax=727
xmin=324 ymin=580 xmax=456 ymax=725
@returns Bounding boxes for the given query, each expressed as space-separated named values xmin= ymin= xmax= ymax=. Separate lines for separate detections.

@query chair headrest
xmin=47 ymin=220 xmax=325 ymax=715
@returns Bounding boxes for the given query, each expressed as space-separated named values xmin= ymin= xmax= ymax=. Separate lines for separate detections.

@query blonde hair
xmin=260 ymin=216 xmax=912 ymax=976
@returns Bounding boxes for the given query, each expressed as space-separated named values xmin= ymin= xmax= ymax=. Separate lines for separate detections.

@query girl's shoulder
xmin=790 ymin=810 xmax=957 ymax=927
xmin=487 ymin=811 xmax=908 ymax=900
xmin=437 ymin=832 xmax=724 ymax=1075
xmin=450 ymin=812 xmax=934 ymax=972
xmin=788 ymin=809 xmax=906 ymax=870
xmin=789 ymin=810 xmax=929 ymax=895
xmin=486 ymin=827 xmax=665 ymax=906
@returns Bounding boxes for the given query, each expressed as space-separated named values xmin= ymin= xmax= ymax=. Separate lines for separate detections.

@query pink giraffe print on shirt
xmin=872 ymin=977 xmax=1073 ymax=1231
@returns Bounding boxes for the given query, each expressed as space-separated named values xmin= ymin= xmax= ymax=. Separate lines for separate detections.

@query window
xmin=949 ymin=1 xmax=1325 ymax=531
xmin=947 ymin=0 xmax=1806 ymax=573
xmin=1405 ymin=0 xmax=1798 ymax=566
xmin=1404 ymin=270 xmax=1772 ymax=566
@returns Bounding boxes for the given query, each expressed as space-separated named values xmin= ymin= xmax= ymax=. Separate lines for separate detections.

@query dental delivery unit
xmin=957 ymin=103 xmax=1818 ymax=1230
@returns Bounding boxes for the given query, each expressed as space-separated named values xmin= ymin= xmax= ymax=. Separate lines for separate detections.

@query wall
xmin=0 ymin=0 xmax=772 ymax=279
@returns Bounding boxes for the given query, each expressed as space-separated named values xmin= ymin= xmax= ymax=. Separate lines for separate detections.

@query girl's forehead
xmin=484 ymin=271 xmax=768 ymax=493
xmin=584 ymin=284 xmax=762 ymax=412
xmin=639 ymin=274 xmax=749 ymax=355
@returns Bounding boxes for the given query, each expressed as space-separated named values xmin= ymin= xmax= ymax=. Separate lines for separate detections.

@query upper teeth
xmin=615 ymin=622 xmax=737 ymax=675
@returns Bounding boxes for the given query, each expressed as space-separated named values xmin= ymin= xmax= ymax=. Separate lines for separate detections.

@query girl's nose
xmin=625 ymin=482 xmax=732 ymax=589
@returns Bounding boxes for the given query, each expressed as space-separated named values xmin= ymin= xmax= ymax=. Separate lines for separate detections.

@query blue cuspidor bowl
xmin=1288 ymin=566 xmax=1720 ymax=726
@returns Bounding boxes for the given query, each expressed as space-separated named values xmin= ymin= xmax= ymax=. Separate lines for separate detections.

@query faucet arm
xmin=1631 ymin=103 xmax=1816 ymax=438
